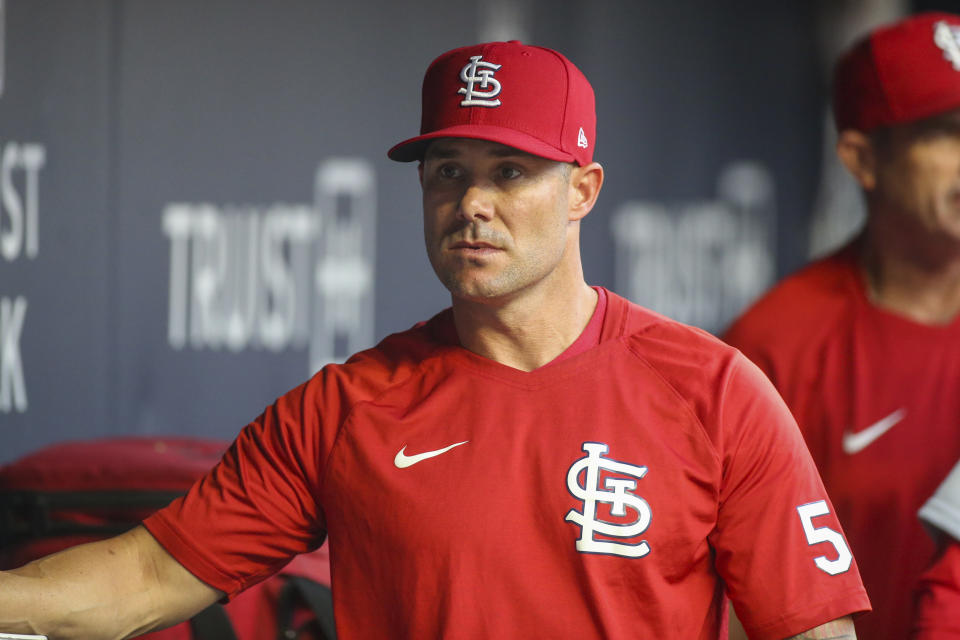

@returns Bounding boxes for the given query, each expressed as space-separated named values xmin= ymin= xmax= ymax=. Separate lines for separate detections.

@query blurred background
xmin=1 ymin=0 xmax=957 ymax=463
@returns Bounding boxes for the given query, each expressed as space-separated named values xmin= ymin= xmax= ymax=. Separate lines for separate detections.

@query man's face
xmin=871 ymin=111 xmax=960 ymax=251
xmin=420 ymin=138 xmax=574 ymax=302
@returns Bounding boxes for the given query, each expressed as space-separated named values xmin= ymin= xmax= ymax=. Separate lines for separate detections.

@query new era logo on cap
xmin=834 ymin=12 xmax=960 ymax=132
xmin=388 ymin=41 xmax=596 ymax=166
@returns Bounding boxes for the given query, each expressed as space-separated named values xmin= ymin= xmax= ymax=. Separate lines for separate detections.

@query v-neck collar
xmin=424 ymin=287 xmax=630 ymax=387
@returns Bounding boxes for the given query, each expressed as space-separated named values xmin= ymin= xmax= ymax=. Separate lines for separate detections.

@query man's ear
xmin=836 ymin=130 xmax=878 ymax=191
xmin=418 ymin=161 xmax=424 ymax=186
xmin=568 ymin=162 xmax=604 ymax=222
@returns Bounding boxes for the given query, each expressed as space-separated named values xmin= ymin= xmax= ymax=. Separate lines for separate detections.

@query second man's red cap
xmin=834 ymin=12 xmax=960 ymax=132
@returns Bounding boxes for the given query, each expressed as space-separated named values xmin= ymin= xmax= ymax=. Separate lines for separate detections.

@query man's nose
xmin=458 ymin=181 xmax=495 ymax=222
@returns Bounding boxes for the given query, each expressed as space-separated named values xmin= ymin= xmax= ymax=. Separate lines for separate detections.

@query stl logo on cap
xmin=458 ymin=55 xmax=503 ymax=107
xmin=934 ymin=20 xmax=960 ymax=70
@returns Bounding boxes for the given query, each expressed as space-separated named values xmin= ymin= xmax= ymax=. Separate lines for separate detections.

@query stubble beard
xmin=432 ymin=236 xmax=569 ymax=303
xmin=436 ymin=258 xmax=528 ymax=302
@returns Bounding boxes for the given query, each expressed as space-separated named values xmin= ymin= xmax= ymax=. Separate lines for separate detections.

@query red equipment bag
xmin=0 ymin=437 xmax=336 ymax=640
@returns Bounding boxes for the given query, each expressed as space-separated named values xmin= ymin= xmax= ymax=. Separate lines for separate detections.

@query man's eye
xmin=438 ymin=165 xmax=461 ymax=179
xmin=500 ymin=167 xmax=521 ymax=179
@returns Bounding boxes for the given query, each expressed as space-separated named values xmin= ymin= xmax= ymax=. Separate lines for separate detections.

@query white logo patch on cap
xmin=577 ymin=127 xmax=589 ymax=149
xmin=459 ymin=55 xmax=503 ymax=107
xmin=934 ymin=20 xmax=960 ymax=71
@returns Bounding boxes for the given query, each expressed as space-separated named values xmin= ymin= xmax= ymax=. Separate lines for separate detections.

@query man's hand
xmin=0 ymin=525 xmax=221 ymax=640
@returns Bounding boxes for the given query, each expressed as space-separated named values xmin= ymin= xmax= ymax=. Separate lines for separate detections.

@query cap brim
xmin=387 ymin=124 xmax=576 ymax=163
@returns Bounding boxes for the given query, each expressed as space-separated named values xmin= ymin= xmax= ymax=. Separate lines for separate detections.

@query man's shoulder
xmin=607 ymin=289 xmax=740 ymax=385
xmin=607 ymin=289 xmax=733 ymax=354
xmin=723 ymin=245 xmax=859 ymax=351
xmin=605 ymin=291 xmax=774 ymax=434
xmin=314 ymin=308 xmax=455 ymax=398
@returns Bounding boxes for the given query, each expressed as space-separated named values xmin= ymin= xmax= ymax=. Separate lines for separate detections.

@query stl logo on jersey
xmin=458 ymin=55 xmax=503 ymax=107
xmin=565 ymin=442 xmax=652 ymax=558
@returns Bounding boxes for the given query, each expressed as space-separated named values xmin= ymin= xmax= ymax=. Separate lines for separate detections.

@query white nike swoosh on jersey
xmin=394 ymin=441 xmax=469 ymax=469
xmin=842 ymin=408 xmax=907 ymax=455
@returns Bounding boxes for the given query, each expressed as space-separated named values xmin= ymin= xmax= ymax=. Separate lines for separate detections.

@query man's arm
xmin=728 ymin=607 xmax=856 ymax=639
xmin=0 ymin=525 xmax=221 ymax=640
xmin=785 ymin=616 xmax=857 ymax=639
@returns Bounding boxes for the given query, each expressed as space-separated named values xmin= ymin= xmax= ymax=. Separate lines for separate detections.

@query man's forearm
xmin=785 ymin=616 xmax=857 ymax=639
xmin=0 ymin=526 xmax=220 ymax=640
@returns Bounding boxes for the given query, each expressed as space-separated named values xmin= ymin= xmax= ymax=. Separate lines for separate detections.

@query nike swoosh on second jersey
xmin=394 ymin=441 xmax=469 ymax=469
xmin=842 ymin=408 xmax=907 ymax=455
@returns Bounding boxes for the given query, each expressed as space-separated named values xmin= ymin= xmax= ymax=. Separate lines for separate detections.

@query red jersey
xmin=724 ymin=241 xmax=960 ymax=640
xmin=146 ymin=290 xmax=868 ymax=639
xmin=913 ymin=542 xmax=960 ymax=639
xmin=914 ymin=460 xmax=960 ymax=639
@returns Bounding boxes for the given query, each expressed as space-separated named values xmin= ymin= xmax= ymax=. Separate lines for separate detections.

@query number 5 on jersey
xmin=796 ymin=500 xmax=853 ymax=575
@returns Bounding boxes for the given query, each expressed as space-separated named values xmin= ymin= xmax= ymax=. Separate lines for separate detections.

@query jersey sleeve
xmin=920 ymin=459 xmax=960 ymax=541
xmin=143 ymin=376 xmax=332 ymax=598
xmin=709 ymin=355 xmax=870 ymax=639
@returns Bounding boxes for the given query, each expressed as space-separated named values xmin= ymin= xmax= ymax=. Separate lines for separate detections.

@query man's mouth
xmin=449 ymin=240 xmax=501 ymax=253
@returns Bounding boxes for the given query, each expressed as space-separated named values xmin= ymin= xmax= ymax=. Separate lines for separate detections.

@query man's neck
xmin=859 ymin=225 xmax=960 ymax=325
xmin=451 ymin=281 xmax=599 ymax=372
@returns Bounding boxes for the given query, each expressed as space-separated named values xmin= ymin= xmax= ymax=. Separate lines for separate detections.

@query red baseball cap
xmin=834 ymin=12 xmax=960 ymax=132
xmin=388 ymin=41 xmax=596 ymax=166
